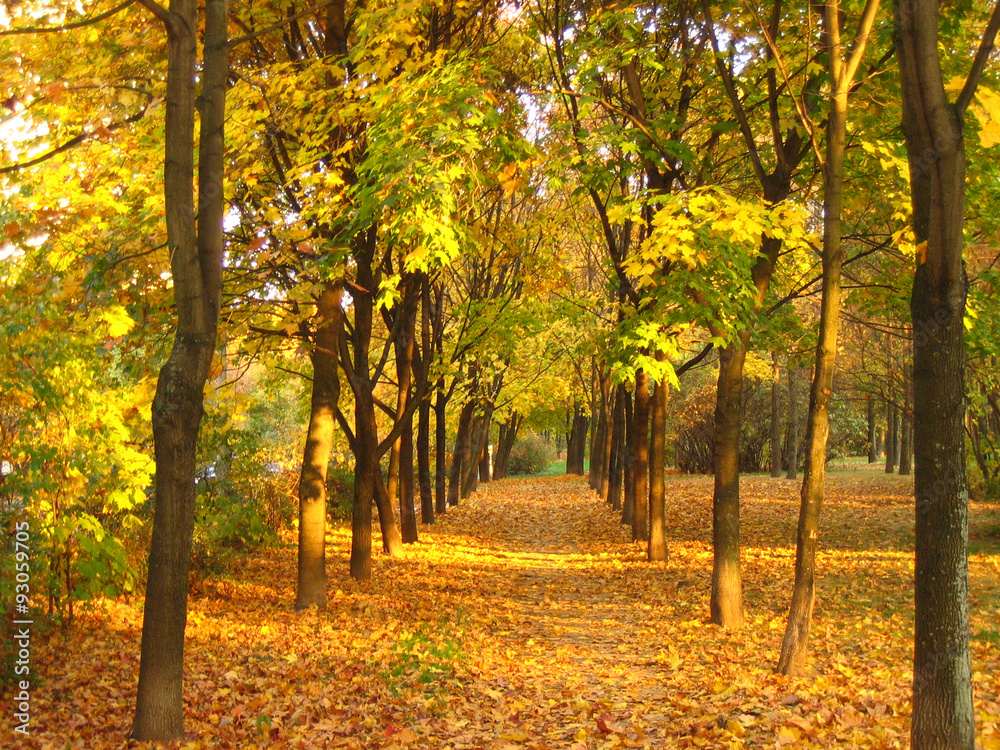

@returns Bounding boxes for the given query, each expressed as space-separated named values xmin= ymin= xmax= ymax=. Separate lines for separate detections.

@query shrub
xmin=506 ymin=432 xmax=556 ymax=476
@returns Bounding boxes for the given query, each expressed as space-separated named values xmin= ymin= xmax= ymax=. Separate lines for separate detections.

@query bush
xmin=506 ymin=433 xmax=556 ymax=476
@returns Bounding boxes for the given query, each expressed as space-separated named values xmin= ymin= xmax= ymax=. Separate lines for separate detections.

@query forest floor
xmin=3 ymin=468 xmax=1000 ymax=749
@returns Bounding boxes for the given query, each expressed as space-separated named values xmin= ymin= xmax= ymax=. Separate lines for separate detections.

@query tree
xmin=131 ymin=0 xmax=229 ymax=738
xmin=894 ymin=0 xmax=1000 ymax=745
xmin=776 ymin=0 xmax=882 ymax=676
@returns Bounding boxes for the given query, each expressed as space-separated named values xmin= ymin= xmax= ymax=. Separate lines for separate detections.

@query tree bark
xmin=132 ymin=0 xmax=228 ymax=738
xmin=648 ymin=364 xmax=668 ymax=562
xmin=894 ymin=0 xmax=996 ymax=743
xmin=776 ymin=7 xmax=867 ymax=666
xmin=771 ymin=352 xmax=783 ymax=477
xmin=631 ymin=370 xmax=650 ymax=543
xmin=435 ymin=381 xmax=448 ymax=514
xmin=295 ymin=283 xmax=343 ymax=611
xmin=418 ymin=393 xmax=433 ymax=524
xmin=417 ymin=278 xmax=434 ymax=523
xmin=711 ymin=339 xmax=748 ymax=628
xmin=867 ymin=394 xmax=879 ymax=463
xmin=900 ymin=361 xmax=913 ymax=475
xmin=448 ymin=398 xmax=476 ymax=506
xmin=607 ymin=386 xmax=626 ymax=511
xmin=785 ymin=367 xmax=800 ymax=479
xmin=622 ymin=389 xmax=636 ymax=526
xmin=886 ymin=395 xmax=899 ymax=474
xmin=494 ymin=412 xmax=521 ymax=479
xmin=394 ymin=295 xmax=418 ymax=544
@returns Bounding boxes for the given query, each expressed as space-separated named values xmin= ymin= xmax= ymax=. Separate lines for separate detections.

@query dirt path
xmin=4 ymin=470 xmax=999 ymax=749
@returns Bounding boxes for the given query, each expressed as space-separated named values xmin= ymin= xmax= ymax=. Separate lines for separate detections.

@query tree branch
xmin=0 ymin=0 xmax=136 ymax=35
xmin=956 ymin=0 xmax=1000 ymax=114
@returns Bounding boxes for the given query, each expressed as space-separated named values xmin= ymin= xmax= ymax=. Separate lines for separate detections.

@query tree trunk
xmin=599 ymin=375 xmax=614 ymax=502
xmin=867 ymin=394 xmax=879 ymax=463
xmin=711 ymin=339 xmax=748 ymax=628
xmin=373 ymin=470 xmax=403 ymax=554
xmin=895 ymin=0 xmax=992 ymax=742
xmin=608 ymin=386 xmax=626 ymax=511
xmin=463 ymin=411 xmax=490 ymax=498
xmin=622 ymin=389 xmax=635 ymax=526
xmin=132 ymin=0 xmax=227 ymax=739
xmin=566 ymin=402 xmax=588 ymax=475
xmin=394 ymin=298 xmax=418 ymax=544
xmin=886 ymin=396 xmax=899 ymax=474
xmin=776 ymin=49 xmax=857 ymax=672
xmin=435 ymin=382 xmax=448 ymax=514
xmin=295 ymin=283 xmax=343 ymax=611
xmin=448 ymin=399 xmax=476 ymax=506
xmin=418 ymin=395 xmax=433 ymax=524
xmin=494 ymin=413 xmax=521 ymax=479
xmin=417 ymin=280 xmax=433 ymax=523
xmin=632 ymin=370 xmax=650 ymax=543
xmin=591 ymin=371 xmax=611 ymax=493
xmin=899 ymin=362 xmax=913 ymax=475
xmin=771 ymin=352 xmax=783 ymax=477
xmin=648 ymin=365 xmax=668 ymax=562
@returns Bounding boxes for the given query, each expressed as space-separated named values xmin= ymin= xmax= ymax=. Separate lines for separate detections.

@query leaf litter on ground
xmin=2 ymin=467 xmax=999 ymax=749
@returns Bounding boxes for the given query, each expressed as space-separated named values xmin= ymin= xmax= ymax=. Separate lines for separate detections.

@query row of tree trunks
xmin=493 ymin=412 xmax=522 ymax=480
xmin=447 ymin=397 xmax=476 ymax=506
xmin=785 ymin=368 xmax=800 ymax=480
xmin=565 ymin=402 xmax=588 ymax=475
xmin=621 ymin=392 xmax=636 ymax=527
xmin=770 ymin=353 xmax=783 ymax=478
xmin=607 ymin=386 xmax=627 ymax=511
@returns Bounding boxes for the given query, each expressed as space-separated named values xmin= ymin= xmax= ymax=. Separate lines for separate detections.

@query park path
xmin=8 ymin=468 xmax=988 ymax=750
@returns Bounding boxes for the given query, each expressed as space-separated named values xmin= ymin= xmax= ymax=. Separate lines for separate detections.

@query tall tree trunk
xmin=132 ymin=0 xmax=227 ymax=739
xmin=895 ymin=0 xmax=996 ymax=743
xmin=599 ymin=375 xmax=614 ymax=502
xmin=776 ymin=7 xmax=872 ymax=664
xmin=295 ymin=283 xmax=343 ymax=611
xmin=622 ymin=389 xmax=636 ymax=526
xmin=394 ymin=298 xmax=418 ymax=544
xmin=632 ymin=370 xmax=650 ymax=543
xmin=448 ymin=399 xmax=476 ymax=506
xmin=867 ymin=394 xmax=879 ymax=463
xmin=418 ymin=280 xmax=433 ymax=523
xmin=784 ymin=367 xmax=800 ymax=480
xmin=648 ymin=365 xmax=669 ymax=562
xmin=494 ymin=413 xmax=521 ymax=480
xmin=886 ymin=396 xmax=899 ymax=474
xmin=463 ymin=413 xmax=487 ymax=498
xmin=771 ymin=352 xmax=783 ymax=478
xmin=435 ymin=382 xmax=448 ymax=514
xmin=566 ymin=402 xmax=588 ymax=475
xmin=373 ymin=470 xmax=403 ymax=554
xmin=418 ymin=394 xmax=433 ymax=524
xmin=711 ymin=339 xmax=748 ymax=628
xmin=899 ymin=362 xmax=913 ymax=475
xmin=608 ymin=386 xmax=626 ymax=511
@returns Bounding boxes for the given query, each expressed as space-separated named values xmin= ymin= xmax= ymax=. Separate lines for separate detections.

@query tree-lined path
xmin=2 ymin=470 xmax=998 ymax=748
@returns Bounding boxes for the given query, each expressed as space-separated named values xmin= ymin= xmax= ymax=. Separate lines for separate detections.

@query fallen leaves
xmin=1 ymin=468 xmax=998 ymax=748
